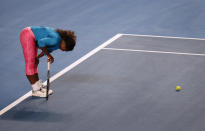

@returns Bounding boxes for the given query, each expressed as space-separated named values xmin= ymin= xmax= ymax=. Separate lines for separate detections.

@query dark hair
xmin=56 ymin=29 xmax=76 ymax=51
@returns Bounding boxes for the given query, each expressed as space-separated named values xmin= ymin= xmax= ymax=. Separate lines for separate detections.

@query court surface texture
xmin=1 ymin=34 xmax=205 ymax=131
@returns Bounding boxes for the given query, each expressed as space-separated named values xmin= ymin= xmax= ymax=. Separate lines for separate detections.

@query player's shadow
xmin=0 ymin=97 xmax=72 ymax=122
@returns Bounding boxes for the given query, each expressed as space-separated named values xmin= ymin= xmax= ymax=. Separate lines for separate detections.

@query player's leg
xmin=20 ymin=27 xmax=46 ymax=97
xmin=34 ymin=45 xmax=39 ymax=82
xmin=33 ymin=46 xmax=53 ymax=95
xmin=20 ymin=27 xmax=38 ymax=84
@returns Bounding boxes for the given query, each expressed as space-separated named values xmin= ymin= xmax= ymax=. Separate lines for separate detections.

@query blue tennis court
xmin=1 ymin=34 xmax=205 ymax=131
xmin=1 ymin=0 xmax=205 ymax=131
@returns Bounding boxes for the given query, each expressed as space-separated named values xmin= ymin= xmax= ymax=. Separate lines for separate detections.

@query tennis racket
xmin=46 ymin=62 xmax=50 ymax=100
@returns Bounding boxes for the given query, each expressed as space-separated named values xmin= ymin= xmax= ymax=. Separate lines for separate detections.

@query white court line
xmin=121 ymin=33 xmax=205 ymax=41
xmin=0 ymin=91 xmax=32 ymax=116
xmin=0 ymin=34 xmax=122 ymax=116
xmin=103 ymin=47 xmax=205 ymax=56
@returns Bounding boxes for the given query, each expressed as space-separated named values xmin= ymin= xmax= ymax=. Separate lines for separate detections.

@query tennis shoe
xmin=37 ymin=80 xmax=53 ymax=95
xmin=32 ymin=89 xmax=47 ymax=97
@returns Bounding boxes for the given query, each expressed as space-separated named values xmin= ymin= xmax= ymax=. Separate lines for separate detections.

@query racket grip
xmin=48 ymin=62 xmax=50 ymax=70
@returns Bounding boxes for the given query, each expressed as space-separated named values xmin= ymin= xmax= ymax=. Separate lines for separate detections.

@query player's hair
xmin=56 ymin=29 xmax=76 ymax=51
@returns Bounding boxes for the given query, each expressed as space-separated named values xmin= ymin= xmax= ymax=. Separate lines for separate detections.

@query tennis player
xmin=20 ymin=26 xmax=76 ymax=97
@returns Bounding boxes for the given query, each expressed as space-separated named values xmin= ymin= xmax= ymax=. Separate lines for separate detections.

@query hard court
xmin=1 ymin=34 xmax=205 ymax=131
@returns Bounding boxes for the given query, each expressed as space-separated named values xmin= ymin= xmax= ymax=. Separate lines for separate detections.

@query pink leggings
xmin=20 ymin=27 xmax=38 ymax=75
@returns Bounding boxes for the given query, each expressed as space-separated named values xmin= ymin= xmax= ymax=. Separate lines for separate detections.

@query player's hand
xmin=47 ymin=55 xmax=54 ymax=63
xmin=35 ymin=57 xmax=39 ymax=65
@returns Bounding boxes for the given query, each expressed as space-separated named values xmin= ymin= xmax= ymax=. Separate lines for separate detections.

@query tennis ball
xmin=176 ymin=86 xmax=181 ymax=91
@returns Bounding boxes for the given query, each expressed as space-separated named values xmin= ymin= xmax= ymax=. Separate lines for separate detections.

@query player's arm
xmin=35 ymin=51 xmax=44 ymax=65
xmin=38 ymin=38 xmax=56 ymax=63
xmin=37 ymin=51 xmax=44 ymax=59
xmin=40 ymin=47 xmax=54 ymax=63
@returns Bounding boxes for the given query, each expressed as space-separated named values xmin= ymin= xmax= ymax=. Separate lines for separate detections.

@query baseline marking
xmin=0 ymin=34 xmax=122 ymax=116
xmin=120 ymin=33 xmax=205 ymax=41
xmin=103 ymin=47 xmax=205 ymax=56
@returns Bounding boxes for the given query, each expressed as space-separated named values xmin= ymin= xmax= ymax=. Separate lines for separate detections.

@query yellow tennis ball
xmin=176 ymin=86 xmax=181 ymax=91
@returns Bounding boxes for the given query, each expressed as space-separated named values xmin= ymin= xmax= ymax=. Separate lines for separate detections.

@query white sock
xmin=32 ymin=82 xmax=40 ymax=91
xmin=36 ymin=80 xmax=44 ymax=88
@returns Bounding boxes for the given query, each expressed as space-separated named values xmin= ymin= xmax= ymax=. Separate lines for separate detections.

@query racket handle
xmin=48 ymin=62 xmax=50 ymax=70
